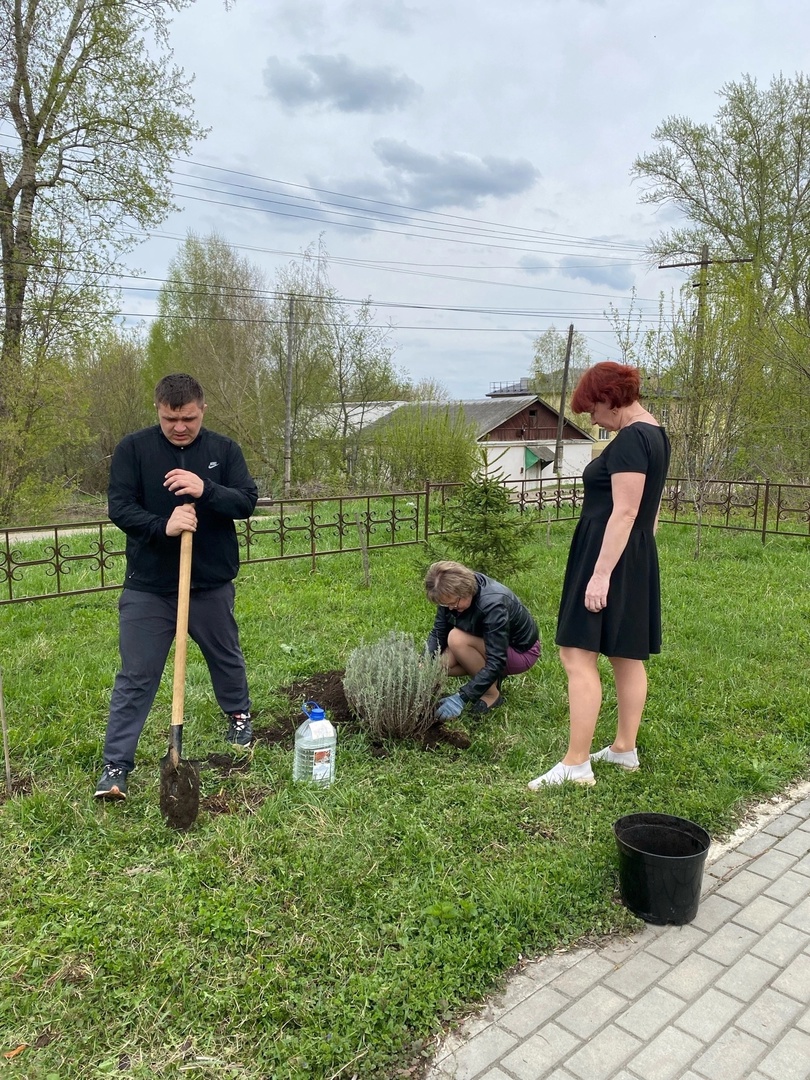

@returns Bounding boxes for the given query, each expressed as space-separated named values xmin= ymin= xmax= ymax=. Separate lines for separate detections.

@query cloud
xmin=263 ymin=54 xmax=421 ymax=113
xmin=272 ymin=1 xmax=327 ymax=39
xmin=344 ymin=0 xmax=421 ymax=32
xmin=558 ymin=256 xmax=636 ymax=291
xmin=517 ymin=256 xmax=555 ymax=275
xmin=372 ymin=139 xmax=540 ymax=209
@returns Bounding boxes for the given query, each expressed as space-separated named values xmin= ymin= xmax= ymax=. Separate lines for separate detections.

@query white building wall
xmin=480 ymin=441 xmax=592 ymax=488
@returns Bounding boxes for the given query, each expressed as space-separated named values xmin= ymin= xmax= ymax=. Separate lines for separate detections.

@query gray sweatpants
xmin=103 ymin=583 xmax=250 ymax=771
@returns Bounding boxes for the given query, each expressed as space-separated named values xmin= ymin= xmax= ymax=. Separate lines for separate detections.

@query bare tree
xmin=322 ymin=298 xmax=407 ymax=483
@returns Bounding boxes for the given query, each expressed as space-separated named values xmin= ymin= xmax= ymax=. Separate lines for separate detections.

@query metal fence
xmin=1 ymin=476 xmax=807 ymax=604
xmin=661 ymin=477 xmax=810 ymax=541
xmin=504 ymin=475 xmax=810 ymax=540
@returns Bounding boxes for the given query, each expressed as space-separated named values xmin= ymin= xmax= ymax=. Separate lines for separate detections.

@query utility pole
xmin=283 ymin=294 xmax=294 ymax=497
xmin=659 ymin=248 xmax=754 ymax=380
xmin=659 ymin=248 xmax=752 ymax=473
xmin=554 ymin=323 xmax=574 ymax=474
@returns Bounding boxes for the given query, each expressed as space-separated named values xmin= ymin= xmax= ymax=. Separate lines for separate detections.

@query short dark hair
xmin=571 ymin=362 xmax=640 ymax=413
xmin=154 ymin=374 xmax=205 ymax=409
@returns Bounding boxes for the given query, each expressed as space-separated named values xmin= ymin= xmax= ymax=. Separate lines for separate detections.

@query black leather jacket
xmin=427 ymin=573 xmax=539 ymax=703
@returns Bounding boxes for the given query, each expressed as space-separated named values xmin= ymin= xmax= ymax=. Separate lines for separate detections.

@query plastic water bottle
xmin=293 ymin=701 xmax=337 ymax=785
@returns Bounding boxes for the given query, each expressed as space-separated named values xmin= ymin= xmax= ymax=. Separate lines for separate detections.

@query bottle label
xmin=312 ymin=748 xmax=333 ymax=782
xmin=308 ymin=720 xmax=334 ymax=738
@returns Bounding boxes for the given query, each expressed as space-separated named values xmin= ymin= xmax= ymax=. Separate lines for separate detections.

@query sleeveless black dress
xmin=555 ymin=423 xmax=671 ymax=660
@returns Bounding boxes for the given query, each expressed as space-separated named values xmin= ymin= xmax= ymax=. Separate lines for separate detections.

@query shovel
xmin=159 ymin=527 xmax=200 ymax=830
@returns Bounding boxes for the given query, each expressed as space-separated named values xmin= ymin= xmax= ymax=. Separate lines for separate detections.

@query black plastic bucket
xmin=613 ymin=812 xmax=711 ymax=925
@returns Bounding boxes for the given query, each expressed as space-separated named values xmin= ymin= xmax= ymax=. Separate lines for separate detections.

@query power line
xmin=1 ymin=133 xmax=647 ymax=261
xmin=0 ymin=138 xmax=673 ymax=348
xmin=120 ymin=229 xmax=661 ymax=305
xmin=172 ymin=186 xmax=647 ymax=258
xmin=174 ymin=156 xmax=646 ymax=253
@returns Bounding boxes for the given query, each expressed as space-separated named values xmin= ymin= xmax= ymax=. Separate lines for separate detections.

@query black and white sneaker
xmin=94 ymin=764 xmax=128 ymax=800
xmin=226 ymin=711 xmax=253 ymax=747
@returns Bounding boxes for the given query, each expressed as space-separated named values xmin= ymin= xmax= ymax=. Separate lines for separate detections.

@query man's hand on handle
xmin=166 ymin=503 xmax=197 ymax=537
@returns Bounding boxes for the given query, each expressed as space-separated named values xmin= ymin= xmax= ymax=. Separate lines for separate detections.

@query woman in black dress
xmin=529 ymin=362 xmax=671 ymax=788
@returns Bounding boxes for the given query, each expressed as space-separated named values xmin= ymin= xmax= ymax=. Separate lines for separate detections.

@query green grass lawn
xmin=1 ymin=525 xmax=808 ymax=1079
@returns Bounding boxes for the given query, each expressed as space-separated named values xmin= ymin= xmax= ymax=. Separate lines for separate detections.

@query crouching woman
xmin=425 ymin=561 xmax=540 ymax=720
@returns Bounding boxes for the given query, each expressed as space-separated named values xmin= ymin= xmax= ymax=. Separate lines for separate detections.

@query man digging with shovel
xmin=95 ymin=374 xmax=258 ymax=804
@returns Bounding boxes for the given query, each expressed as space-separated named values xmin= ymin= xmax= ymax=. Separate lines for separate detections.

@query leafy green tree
xmin=358 ymin=404 xmax=478 ymax=491
xmin=727 ymin=308 xmax=809 ymax=481
xmin=632 ymin=74 xmax=810 ymax=481
xmin=147 ymin=231 xmax=278 ymax=488
xmin=0 ymin=262 xmax=96 ymax=520
xmin=530 ymin=325 xmax=591 ymax=407
xmin=0 ymin=0 xmax=202 ymax=382
xmin=609 ymin=269 xmax=809 ymax=494
xmin=0 ymin=0 xmax=204 ymax=520
xmin=633 ymin=74 xmax=810 ymax=322
xmin=148 ymin=235 xmax=341 ymax=495
xmin=71 ymin=328 xmax=153 ymax=495
xmin=0 ymin=351 xmax=92 ymax=524
xmin=147 ymin=237 xmax=410 ymax=497
xmin=611 ymin=277 xmax=761 ymax=480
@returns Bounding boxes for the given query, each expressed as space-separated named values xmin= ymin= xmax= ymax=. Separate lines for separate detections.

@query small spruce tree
xmin=438 ymin=467 xmax=537 ymax=579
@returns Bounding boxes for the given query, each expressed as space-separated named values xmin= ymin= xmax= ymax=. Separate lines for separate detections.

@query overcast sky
xmin=123 ymin=0 xmax=810 ymax=398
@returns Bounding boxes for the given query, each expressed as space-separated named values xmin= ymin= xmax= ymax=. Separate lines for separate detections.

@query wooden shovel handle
xmin=171 ymin=528 xmax=193 ymax=729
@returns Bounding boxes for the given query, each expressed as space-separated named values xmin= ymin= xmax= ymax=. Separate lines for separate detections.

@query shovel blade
xmin=159 ymin=754 xmax=200 ymax=831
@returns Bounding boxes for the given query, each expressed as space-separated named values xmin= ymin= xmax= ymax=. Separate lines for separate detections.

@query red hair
xmin=571 ymin=362 xmax=640 ymax=413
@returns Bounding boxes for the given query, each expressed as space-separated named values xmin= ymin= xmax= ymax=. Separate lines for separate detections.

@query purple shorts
xmin=505 ymin=638 xmax=541 ymax=675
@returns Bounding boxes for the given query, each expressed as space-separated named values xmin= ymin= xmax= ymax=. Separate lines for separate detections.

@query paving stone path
xmin=426 ymin=782 xmax=810 ymax=1080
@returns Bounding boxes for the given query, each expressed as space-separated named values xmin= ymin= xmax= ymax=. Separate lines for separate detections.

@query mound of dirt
xmin=250 ymin=670 xmax=353 ymax=748
xmin=0 ymin=775 xmax=33 ymax=804
xmin=281 ymin=670 xmax=354 ymax=725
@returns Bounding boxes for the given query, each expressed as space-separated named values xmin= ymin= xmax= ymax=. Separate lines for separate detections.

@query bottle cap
xmin=303 ymin=700 xmax=326 ymax=720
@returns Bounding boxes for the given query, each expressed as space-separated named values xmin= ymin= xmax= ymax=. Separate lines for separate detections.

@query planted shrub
xmin=343 ymin=630 xmax=447 ymax=740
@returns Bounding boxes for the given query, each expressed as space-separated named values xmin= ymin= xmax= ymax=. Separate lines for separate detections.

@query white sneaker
xmin=589 ymin=746 xmax=639 ymax=771
xmin=527 ymin=761 xmax=596 ymax=789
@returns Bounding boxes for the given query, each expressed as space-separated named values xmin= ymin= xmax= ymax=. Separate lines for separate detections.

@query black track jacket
xmin=108 ymin=425 xmax=258 ymax=594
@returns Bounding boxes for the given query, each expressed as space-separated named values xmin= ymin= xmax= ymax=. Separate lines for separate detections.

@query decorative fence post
xmin=761 ymin=479 xmax=770 ymax=545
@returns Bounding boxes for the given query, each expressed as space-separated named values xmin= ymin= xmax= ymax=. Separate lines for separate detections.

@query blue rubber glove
xmin=425 ymin=633 xmax=441 ymax=658
xmin=436 ymin=693 xmax=464 ymax=720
